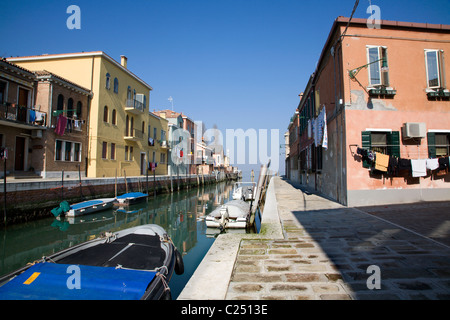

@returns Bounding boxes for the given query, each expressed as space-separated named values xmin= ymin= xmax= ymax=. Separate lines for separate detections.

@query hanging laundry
xmin=438 ymin=157 xmax=449 ymax=171
xmin=426 ymin=158 xmax=439 ymax=171
xmin=387 ymin=156 xmax=398 ymax=176
xmin=322 ymin=106 xmax=328 ymax=150
xmin=398 ymin=158 xmax=412 ymax=172
xmin=55 ymin=114 xmax=67 ymax=135
xmin=375 ymin=153 xmax=389 ymax=172
xmin=411 ymin=159 xmax=427 ymax=177
xmin=29 ymin=109 xmax=36 ymax=123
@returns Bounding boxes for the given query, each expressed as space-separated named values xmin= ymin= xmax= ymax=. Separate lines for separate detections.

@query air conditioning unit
xmin=402 ymin=122 xmax=426 ymax=139
xmin=31 ymin=130 xmax=43 ymax=139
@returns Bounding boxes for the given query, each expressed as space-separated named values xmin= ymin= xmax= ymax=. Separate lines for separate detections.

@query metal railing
xmin=126 ymin=99 xmax=144 ymax=113
xmin=0 ymin=103 xmax=47 ymax=126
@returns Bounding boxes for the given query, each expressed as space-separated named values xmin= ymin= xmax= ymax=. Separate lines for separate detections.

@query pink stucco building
xmin=288 ymin=17 xmax=450 ymax=206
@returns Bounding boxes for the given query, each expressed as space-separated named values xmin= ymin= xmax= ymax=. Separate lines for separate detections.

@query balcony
xmin=125 ymin=99 xmax=144 ymax=114
xmin=124 ymin=128 xmax=143 ymax=142
xmin=0 ymin=103 xmax=47 ymax=130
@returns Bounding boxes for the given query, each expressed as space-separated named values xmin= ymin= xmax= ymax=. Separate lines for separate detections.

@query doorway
xmin=15 ymin=136 xmax=25 ymax=171
xmin=140 ymin=152 xmax=146 ymax=175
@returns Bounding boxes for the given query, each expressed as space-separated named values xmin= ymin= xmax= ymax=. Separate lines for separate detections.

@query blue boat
xmin=116 ymin=192 xmax=148 ymax=205
xmin=66 ymin=198 xmax=117 ymax=217
xmin=0 ymin=224 xmax=184 ymax=300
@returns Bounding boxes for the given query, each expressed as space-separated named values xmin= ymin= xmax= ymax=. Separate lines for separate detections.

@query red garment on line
xmin=55 ymin=115 xmax=67 ymax=135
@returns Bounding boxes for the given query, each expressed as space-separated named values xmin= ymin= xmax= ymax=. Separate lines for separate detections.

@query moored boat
xmin=232 ymin=182 xmax=256 ymax=201
xmin=116 ymin=192 xmax=149 ymax=205
xmin=0 ymin=224 xmax=184 ymax=300
xmin=66 ymin=198 xmax=117 ymax=217
xmin=205 ymin=200 xmax=250 ymax=230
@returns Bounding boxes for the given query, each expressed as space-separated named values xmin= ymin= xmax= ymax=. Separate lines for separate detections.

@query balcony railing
xmin=0 ymin=103 xmax=47 ymax=127
xmin=125 ymin=99 xmax=144 ymax=114
xmin=124 ymin=128 xmax=143 ymax=141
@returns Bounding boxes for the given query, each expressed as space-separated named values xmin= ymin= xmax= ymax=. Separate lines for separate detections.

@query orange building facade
xmin=290 ymin=17 xmax=450 ymax=206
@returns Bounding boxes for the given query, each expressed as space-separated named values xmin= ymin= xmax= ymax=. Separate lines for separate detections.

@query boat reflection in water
xmin=0 ymin=181 xmax=239 ymax=299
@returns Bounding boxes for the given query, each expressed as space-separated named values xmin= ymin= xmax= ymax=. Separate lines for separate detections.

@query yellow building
xmin=8 ymin=52 xmax=168 ymax=177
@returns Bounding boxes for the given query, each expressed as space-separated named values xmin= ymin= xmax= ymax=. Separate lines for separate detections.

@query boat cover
xmin=117 ymin=192 xmax=148 ymax=199
xmin=0 ymin=262 xmax=156 ymax=300
xmin=70 ymin=200 xmax=104 ymax=210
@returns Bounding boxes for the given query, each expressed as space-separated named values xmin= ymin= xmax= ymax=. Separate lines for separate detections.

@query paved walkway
xmin=226 ymin=177 xmax=450 ymax=300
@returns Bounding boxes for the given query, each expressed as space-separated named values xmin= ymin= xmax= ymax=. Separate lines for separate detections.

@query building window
xmin=74 ymin=143 xmax=81 ymax=162
xmin=125 ymin=146 xmax=129 ymax=161
xmin=153 ymin=127 xmax=157 ymax=139
xmin=76 ymin=101 xmax=82 ymax=118
xmin=103 ymin=106 xmax=108 ymax=122
xmin=425 ymin=50 xmax=444 ymax=89
xmin=55 ymin=140 xmax=81 ymax=162
xmin=65 ymin=141 xmax=72 ymax=161
xmin=114 ymin=78 xmax=119 ymax=93
xmin=129 ymin=146 xmax=133 ymax=161
xmin=361 ymin=131 xmax=400 ymax=168
xmin=112 ymin=109 xmax=117 ymax=125
xmin=367 ymin=46 xmax=389 ymax=87
xmin=111 ymin=143 xmax=116 ymax=160
xmin=0 ymin=81 xmax=6 ymax=104
xmin=160 ymin=152 xmax=166 ymax=164
xmin=102 ymin=142 xmax=107 ymax=159
xmin=428 ymin=132 xmax=450 ymax=157
xmin=55 ymin=140 xmax=62 ymax=161
xmin=127 ymin=86 xmax=132 ymax=100
xmin=57 ymin=94 xmax=64 ymax=111
xmin=67 ymin=98 xmax=74 ymax=118
xmin=106 ymin=73 xmax=111 ymax=90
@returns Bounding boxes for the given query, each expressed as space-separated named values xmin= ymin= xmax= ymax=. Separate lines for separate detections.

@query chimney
xmin=120 ymin=55 xmax=127 ymax=68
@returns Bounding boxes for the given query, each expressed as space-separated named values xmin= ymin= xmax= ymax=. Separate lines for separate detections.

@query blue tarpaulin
xmin=116 ymin=192 xmax=148 ymax=199
xmin=0 ymin=262 xmax=156 ymax=300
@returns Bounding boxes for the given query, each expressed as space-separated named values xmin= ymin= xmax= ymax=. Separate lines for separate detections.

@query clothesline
xmin=355 ymin=146 xmax=449 ymax=178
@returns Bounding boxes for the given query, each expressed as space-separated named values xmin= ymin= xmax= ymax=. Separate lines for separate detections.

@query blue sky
xmin=1 ymin=0 xmax=449 ymax=175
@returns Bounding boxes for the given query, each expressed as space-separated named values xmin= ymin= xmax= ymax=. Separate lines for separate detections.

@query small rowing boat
xmin=0 ymin=224 xmax=184 ymax=300
xmin=116 ymin=192 xmax=149 ymax=205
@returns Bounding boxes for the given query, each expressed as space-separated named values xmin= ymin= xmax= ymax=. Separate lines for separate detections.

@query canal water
xmin=0 ymin=180 xmax=247 ymax=299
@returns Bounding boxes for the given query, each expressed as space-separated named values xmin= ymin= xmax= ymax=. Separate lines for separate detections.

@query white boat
xmin=0 ymin=224 xmax=184 ymax=300
xmin=65 ymin=198 xmax=116 ymax=217
xmin=116 ymin=192 xmax=148 ymax=205
xmin=205 ymin=200 xmax=250 ymax=229
xmin=232 ymin=182 xmax=256 ymax=201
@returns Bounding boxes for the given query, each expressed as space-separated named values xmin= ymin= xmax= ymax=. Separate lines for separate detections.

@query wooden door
xmin=15 ymin=136 xmax=25 ymax=171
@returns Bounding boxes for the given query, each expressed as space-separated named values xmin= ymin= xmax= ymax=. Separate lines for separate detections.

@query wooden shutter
xmin=387 ymin=131 xmax=400 ymax=158
xmin=361 ymin=131 xmax=372 ymax=168
xmin=427 ymin=132 xmax=436 ymax=158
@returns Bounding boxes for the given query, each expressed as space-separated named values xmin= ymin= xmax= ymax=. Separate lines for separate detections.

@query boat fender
xmin=174 ymin=248 xmax=184 ymax=275
xmin=161 ymin=289 xmax=172 ymax=300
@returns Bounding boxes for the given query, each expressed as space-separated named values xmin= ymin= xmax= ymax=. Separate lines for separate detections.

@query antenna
xmin=168 ymin=96 xmax=174 ymax=111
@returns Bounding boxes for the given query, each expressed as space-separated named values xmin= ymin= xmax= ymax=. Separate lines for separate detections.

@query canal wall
xmin=178 ymin=175 xmax=281 ymax=300
xmin=0 ymin=172 xmax=239 ymax=226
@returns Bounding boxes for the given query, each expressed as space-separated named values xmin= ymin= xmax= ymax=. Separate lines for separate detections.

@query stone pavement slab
xmin=226 ymin=177 xmax=450 ymax=300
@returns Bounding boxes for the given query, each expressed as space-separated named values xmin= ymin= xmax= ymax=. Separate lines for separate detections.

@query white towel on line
xmin=411 ymin=159 xmax=427 ymax=177
xmin=426 ymin=158 xmax=439 ymax=171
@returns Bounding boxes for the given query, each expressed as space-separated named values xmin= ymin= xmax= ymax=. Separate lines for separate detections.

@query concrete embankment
xmin=0 ymin=173 xmax=238 ymax=226
xmin=179 ymin=176 xmax=450 ymax=300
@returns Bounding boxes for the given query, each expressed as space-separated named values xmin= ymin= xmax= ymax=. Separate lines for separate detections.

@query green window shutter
xmin=387 ymin=131 xmax=400 ymax=158
xmin=361 ymin=131 xmax=372 ymax=168
xmin=427 ymin=132 xmax=436 ymax=158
